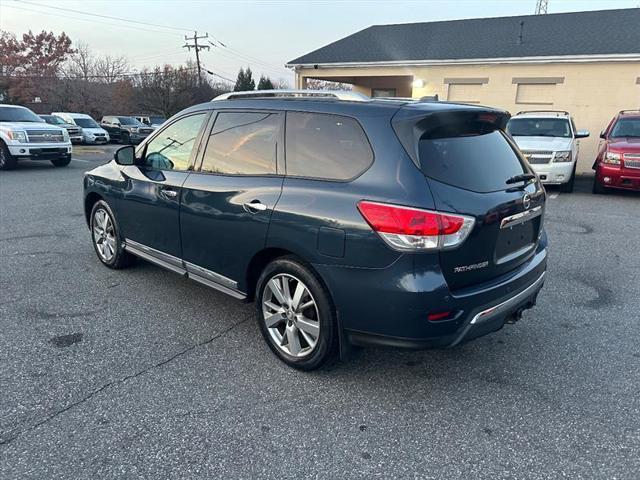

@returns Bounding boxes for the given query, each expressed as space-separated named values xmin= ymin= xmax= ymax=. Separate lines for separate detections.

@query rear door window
xmin=285 ymin=112 xmax=373 ymax=181
xmin=200 ymin=111 xmax=280 ymax=175
xmin=419 ymin=129 xmax=527 ymax=193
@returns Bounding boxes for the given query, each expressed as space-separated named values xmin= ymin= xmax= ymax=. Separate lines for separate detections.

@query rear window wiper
xmin=506 ymin=173 xmax=536 ymax=185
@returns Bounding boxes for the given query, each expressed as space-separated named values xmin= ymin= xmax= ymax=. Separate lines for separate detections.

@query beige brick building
xmin=287 ymin=9 xmax=640 ymax=172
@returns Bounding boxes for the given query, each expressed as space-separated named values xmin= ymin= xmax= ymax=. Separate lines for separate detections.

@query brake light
xmin=357 ymin=201 xmax=475 ymax=251
xmin=427 ymin=311 xmax=455 ymax=321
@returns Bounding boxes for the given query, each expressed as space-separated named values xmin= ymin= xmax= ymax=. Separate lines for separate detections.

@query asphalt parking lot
xmin=1 ymin=147 xmax=639 ymax=479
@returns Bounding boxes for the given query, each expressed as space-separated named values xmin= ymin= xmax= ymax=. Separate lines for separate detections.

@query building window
xmin=371 ymin=88 xmax=396 ymax=98
xmin=444 ymin=78 xmax=488 ymax=104
xmin=515 ymin=84 xmax=556 ymax=105
xmin=513 ymin=77 xmax=564 ymax=105
xmin=447 ymin=84 xmax=482 ymax=103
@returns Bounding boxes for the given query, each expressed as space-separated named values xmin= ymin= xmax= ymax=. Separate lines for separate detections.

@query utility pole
xmin=535 ymin=0 xmax=548 ymax=14
xmin=183 ymin=31 xmax=210 ymax=86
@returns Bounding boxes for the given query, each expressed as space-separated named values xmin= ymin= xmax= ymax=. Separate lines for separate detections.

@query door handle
xmin=160 ymin=189 xmax=178 ymax=199
xmin=243 ymin=200 xmax=268 ymax=213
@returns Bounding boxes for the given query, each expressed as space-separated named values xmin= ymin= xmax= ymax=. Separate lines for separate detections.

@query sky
xmin=1 ymin=0 xmax=638 ymax=86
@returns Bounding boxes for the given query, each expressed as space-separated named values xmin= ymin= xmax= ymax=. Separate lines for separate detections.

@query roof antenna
xmin=518 ymin=20 xmax=525 ymax=44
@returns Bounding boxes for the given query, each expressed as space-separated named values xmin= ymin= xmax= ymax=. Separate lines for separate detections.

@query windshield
xmin=610 ymin=118 xmax=640 ymax=138
xmin=507 ymin=118 xmax=571 ymax=138
xmin=74 ymin=118 xmax=100 ymax=129
xmin=0 ymin=106 xmax=45 ymax=123
xmin=40 ymin=115 xmax=65 ymax=125
xmin=117 ymin=116 xmax=143 ymax=126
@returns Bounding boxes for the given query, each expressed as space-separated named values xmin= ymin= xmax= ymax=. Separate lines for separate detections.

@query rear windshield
xmin=419 ymin=129 xmax=527 ymax=193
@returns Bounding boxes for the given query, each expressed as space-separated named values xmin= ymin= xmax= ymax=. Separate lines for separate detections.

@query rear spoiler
xmin=391 ymin=105 xmax=510 ymax=169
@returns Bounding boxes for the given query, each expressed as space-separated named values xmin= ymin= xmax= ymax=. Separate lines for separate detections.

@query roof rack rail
xmin=212 ymin=89 xmax=370 ymax=102
xmin=515 ymin=110 xmax=570 ymax=116
xmin=619 ymin=109 xmax=640 ymax=114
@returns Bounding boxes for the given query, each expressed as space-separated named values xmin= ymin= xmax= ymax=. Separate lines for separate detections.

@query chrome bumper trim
xmin=470 ymin=271 xmax=546 ymax=325
xmin=500 ymin=206 xmax=543 ymax=229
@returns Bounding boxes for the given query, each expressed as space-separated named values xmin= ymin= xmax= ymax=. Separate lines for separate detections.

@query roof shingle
xmin=287 ymin=9 xmax=640 ymax=65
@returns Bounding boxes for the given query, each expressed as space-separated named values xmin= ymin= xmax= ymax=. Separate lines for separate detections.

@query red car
xmin=593 ymin=110 xmax=640 ymax=194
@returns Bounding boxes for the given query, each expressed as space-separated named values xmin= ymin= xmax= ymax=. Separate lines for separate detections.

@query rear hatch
xmin=393 ymin=104 xmax=545 ymax=290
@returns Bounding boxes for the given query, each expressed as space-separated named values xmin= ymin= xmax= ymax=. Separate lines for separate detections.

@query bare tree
xmin=305 ymin=78 xmax=352 ymax=91
xmin=94 ymin=55 xmax=130 ymax=84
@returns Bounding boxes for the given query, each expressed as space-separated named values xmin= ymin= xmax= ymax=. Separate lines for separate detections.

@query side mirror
xmin=114 ymin=145 xmax=135 ymax=165
xmin=575 ymin=130 xmax=590 ymax=139
xmin=599 ymin=130 xmax=606 ymax=139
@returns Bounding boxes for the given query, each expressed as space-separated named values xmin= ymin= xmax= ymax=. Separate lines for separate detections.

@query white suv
xmin=0 ymin=105 xmax=72 ymax=170
xmin=52 ymin=112 xmax=110 ymax=144
xmin=506 ymin=111 xmax=589 ymax=192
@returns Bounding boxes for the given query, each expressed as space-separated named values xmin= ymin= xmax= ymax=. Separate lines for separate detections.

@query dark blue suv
xmin=84 ymin=90 xmax=547 ymax=370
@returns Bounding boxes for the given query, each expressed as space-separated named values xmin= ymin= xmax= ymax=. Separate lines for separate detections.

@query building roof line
xmin=288 ymin=54 xmax=640 ymax=69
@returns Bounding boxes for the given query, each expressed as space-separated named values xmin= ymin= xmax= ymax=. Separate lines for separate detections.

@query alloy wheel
xmin=92 ymin=208 xmax=117 ymax=262
xmin=262 ymin=273 xmax=320 ymax=358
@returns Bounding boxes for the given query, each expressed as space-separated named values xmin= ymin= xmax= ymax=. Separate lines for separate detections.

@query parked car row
xmin=592 ymin=110 xmax=640 ymax=194
xmin=0 ymin=104 xmax=73 ymax=169
xmin=506 ymin=109 xmax=640 ymax=194
xmin=0 ymin=103 xmax=168 ymax=169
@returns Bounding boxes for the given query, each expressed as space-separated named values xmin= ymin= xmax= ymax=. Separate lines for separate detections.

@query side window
xmin=144 ymin=113 xmax=206 ymax=171
xmin=285 ymin=112 xmax=373 ymax=181
xmin=200 ymin=111 xmax=280 ymax=175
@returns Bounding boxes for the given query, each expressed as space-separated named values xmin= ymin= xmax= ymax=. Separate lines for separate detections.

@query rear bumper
xmin=530 ymin=162 xmax=574 ymax=184
xmin=347 ymin=270 xmax=545 ymax=349
xmin=596 ymin=164 xmax=640 ymax=191
xmin=314 ymin=235 xmax=548 ymax=349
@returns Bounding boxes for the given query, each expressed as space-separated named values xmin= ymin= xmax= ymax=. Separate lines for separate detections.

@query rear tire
xmin=0 ymin=141 xmax=17 ymax=170
xmin=560 ymin=164 xmax=576 ymax=193
xmin=255 ymin=256 xmax=338 ymax=370
xmin=51 ymin=156 xmax=71 ymax=167
xmin=90 ymin=200 xmax=135 ymax=269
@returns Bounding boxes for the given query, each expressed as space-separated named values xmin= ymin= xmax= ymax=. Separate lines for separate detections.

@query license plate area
xmin=495 ymin=218 xmax=538 ymax=264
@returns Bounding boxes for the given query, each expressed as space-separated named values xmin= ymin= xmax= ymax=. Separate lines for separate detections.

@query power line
xmin=19 ymin=0 xmax=287 ymax=73
xmin=16 ymin=0 xmax=192 ymax=32
xmin=3 ymin=3 xmax=184 ymax=37
xmin=9 ymin=0 xmax=289 ymax=79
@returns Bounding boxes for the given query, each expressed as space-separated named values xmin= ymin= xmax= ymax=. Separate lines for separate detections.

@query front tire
xmin=255 ymin=257 xmax=338 ymax=370
xmin=560 ymin=164 xmax=576 ymax=193
xmin=0 ymin=141 xmax=17 ymax=170
xmin=592 ymin=176 xmax=606 ymax=194
xmin=51 ymin=155 xmax=71 ymax=167
xmin=121 ymin=132 xmax=130 ymax=145
xmin=90 ymin=200 xmax=135 ymax=269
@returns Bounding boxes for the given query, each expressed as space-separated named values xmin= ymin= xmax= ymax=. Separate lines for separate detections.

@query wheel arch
xmin=244 ymin=247 xmax=333 ymax=304
xmin=84 ymin=191 xmax=104 ymax=226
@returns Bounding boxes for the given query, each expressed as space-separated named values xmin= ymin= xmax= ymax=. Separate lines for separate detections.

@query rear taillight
xmin=357 ymin=201 xmax=475 ymax=251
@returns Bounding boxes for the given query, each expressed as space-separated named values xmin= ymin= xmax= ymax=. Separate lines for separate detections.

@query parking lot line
xmin=548 ymin=192 xmax=560 ymax=199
